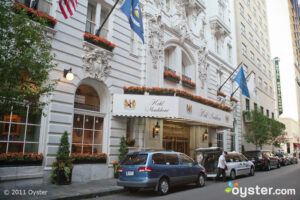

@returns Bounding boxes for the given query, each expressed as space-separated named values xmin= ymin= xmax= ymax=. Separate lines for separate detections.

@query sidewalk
xmin=0 ymin=178 xmax=124 ymax=200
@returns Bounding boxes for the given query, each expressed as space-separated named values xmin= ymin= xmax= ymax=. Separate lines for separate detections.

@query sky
xmin=267 ymin=0 xmax=299 ymax=122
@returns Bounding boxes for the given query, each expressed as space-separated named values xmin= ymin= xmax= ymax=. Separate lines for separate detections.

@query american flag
xmin=59 ymin=0 xmax=78 ymax=19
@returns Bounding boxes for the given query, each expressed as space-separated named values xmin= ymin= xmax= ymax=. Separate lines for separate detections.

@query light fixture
xmin=202 ymin=129 xmax=208 ymax=141
xmin=152 ymin=121 xmax=160 ymax=138
xmin=64 ymin=68 xmax=74 ymax=81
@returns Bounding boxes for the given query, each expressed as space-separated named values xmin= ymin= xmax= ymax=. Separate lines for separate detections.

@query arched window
xmin=72 ymin=85 xmax=103 ymax=154
xmin=182 ymin=51 xmax=194 ymax=81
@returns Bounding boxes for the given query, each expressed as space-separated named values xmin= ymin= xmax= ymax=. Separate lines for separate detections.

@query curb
xmin=55 ymin=188 xmax=125 ymax=200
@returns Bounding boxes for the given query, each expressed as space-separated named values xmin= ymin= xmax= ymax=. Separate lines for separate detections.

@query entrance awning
xmin=112 ymin=94 xmax=233 ymax=128
xmin=294 ymin=143 xmax=300 ymax=148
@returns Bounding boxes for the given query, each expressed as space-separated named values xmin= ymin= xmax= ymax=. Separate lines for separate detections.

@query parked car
xmin=224 ymin=152 xmax=255 ymax=180
xmin=194 ymin=148 xmax=254 ymax=180
xmin=274 ymin=152 xmax=289 ymax=166
xmin=285 ymin=154 xmax=298 ymax=164
xmin=244 ymin=150 xmax=280 ymax=171
xmin=284 ymin=154 xmax=293 ymax=165
xmin=117 ymin=151 xmax=206 ymax=195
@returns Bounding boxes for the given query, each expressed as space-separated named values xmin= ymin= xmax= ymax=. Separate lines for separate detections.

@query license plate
xmin=126 ymin=171 xmax=134 ymax=176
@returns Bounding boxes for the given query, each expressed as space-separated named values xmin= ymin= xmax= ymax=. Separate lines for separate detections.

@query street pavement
xmin=86 ymin=163 xmax=300 ymax=200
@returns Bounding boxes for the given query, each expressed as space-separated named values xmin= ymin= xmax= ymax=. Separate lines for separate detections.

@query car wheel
xmin=196 ymin=174 xmax=205 ymax=187
xmin=266 ymin=162 xmax=271 ymax=171
xmin=277 ymin=162 xmax=281 ymax=168
xmin=249 ymin=167 xmax=255 ymax=176
xmin=230 ymin=170 xmax=236 ymax=180
xmin=158 ymin=178 xmax=169 ymax=195
xmin=125 ymin=187 xmax=139 ymax=193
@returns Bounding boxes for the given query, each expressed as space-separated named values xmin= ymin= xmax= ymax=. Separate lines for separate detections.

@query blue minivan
xmin=117 ymin=151 xmax=206 ymax=195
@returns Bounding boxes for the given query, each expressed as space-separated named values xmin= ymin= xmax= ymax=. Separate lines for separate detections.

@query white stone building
xmin=0 ymin=0 xmax=241 ymax=185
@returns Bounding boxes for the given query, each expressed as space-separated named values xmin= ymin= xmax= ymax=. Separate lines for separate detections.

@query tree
xmin=118 ymin=136 xmax=128 ymax=163
xmin=268 ymin=119 xmax=286 ymax=148
xmin=244 ymin=110 xmax=270 ymax=150
xmin=0 ymin=1 xmax=55 ymax=114
xmin=51 ymin=131 xmax=73 ymax=184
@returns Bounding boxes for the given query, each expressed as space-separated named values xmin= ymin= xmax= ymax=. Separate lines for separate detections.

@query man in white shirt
xmin=215 ymin=151 xmax=227 ymax=182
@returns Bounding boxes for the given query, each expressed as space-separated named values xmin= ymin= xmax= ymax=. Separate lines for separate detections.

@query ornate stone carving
xmin=198 ymin=46 xmax=209 ymax=89
xmin=82 ymin=42 xmax=113 ymax=81
xmin=148 ymin=14 xmax=164 ymax=69
xmin=171 ymin=0 xmax=190 ymax=41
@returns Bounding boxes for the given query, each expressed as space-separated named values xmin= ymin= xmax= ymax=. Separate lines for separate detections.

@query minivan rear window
xmin=121 ymin=154 xmax=148 ymax=165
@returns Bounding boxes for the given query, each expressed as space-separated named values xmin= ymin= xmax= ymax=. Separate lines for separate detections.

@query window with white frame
xmin=182 ymin=51 xmax=194 ymax=81
xmin=85 ymin=1 xmax=110 ymax=39
xmin=241 ymin=23 xmax=245 ymax=34
xmin=269 ymin=86 xmax=273 ymax=96
xmin=14 ymin=0 xmax=51 ymax=14
xmin=72 ymin=85 xmax=104 ymax=154
xmin=256 ymin=40 xmax=260 ymax=51
xmin=257 ymin=58 xmax=261 ymax=69
xmin=258 ymin=77 xmax=262 ymax=88
xmin=164 ymin=46 xmax=176 ymax=71
xmin=0 ymin=106 xmax=41 ymax=153
xmin=254 ymin=23 xmax=258 ymax=33
xmin=250 ymin=51 xmax=254 ymax=61
xmin=217 ymin=70 xmax=223 ymax=87
xmin=242 ymin=43 xmax=247 ymax=55
xmin=249 ymin=32 xmax=253 ymax=42
xmin=217 ymin=133 xmax=223 ymax=148
xmin=248 ymin=15 xmax=252 ymax=25
xmin=240 ymin=3 xmax=244 ymax=16
xmin=264 ymin=82 xmax=268 ymax=93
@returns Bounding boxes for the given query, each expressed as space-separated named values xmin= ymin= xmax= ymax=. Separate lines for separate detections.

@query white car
xmin=225 ymin=152 xmax=255 ymax=180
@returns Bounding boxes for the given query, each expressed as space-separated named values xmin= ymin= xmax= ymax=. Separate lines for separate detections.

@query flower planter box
xmin=73 ymin=159 xmax=106 ymax=164
xmin=230 ymin=97 xmax=238 ymax=103
xmin=149 ymin=92 xmax=174 ymax=96
xmin=217 ymin=90 xmax=227 ymax=98
xmin=124 ymin=91 xmax=144 ymax=95
xmin=123 ymin=86 xmax=146 ymax=95
xmin=182 ymin=81 xmax=196 ymax=89
xmin=164 ymin=71 xmax=180 ymax=83
xmin=84 ymin=33 xmax=115 ymax=52
xmin=0 ymin=160 xmax=42 ymax=167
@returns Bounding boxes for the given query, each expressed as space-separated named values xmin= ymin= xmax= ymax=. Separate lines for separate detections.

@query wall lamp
xmin=202 ymin=129 xmax=208 ymax=141
xmin=152 ymin=121 xmax=160 ymax=138
xmin=64 ymin=68 xmax=74 ymax=81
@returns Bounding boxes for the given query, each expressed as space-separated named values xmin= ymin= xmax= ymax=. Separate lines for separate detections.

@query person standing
xmin=215 ymin=151 xmax=228 ymax=182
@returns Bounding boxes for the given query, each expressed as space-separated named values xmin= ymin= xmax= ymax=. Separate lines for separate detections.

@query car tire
xmin=196 ymin=174 xmax=205 ymax=187
xmin=230 ymin=170 xmax=236 ymax=180
xmin=266 ymin=162 xmax=271 ymax=171
xmin=277 ymin=162 xmax=281 ymax=168
xmin=158 ymin=178 xmax=169 ymax=195
xmin=249 ymin=167 xmax=255 ymax=176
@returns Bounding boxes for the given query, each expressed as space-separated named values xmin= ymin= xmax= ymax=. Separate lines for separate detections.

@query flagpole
xmin=218 ymin=62 xmax=243 ymax=92
xmin=231 ymin=70 xmax=255 ymax=97
xmin=95 ymin=0 xmax=120 ymax=37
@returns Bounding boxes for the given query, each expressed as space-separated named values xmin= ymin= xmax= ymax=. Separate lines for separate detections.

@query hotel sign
xmin=113 ymin=94 xmax=233 ymax=128
xmin=274 ymin=59 xmax=283 ymax=115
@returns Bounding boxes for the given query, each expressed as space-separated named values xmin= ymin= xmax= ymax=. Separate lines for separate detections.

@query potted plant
xmin=0 ymin=152 xmax=43 ymax=167
xmin=123 ymin=86 xmax=146 ymax=95
xmin=217 ymin=90 xmax=227 ymax=98
xmin=182 ymin=78 xmax=196 ymax=89
xmin=119 ymin=137 xmax=128 ymax=163
xmin=164 ymin=71 xmax=181 ymax=83
xmin=112 ymin=161 xmax=119 ymax=178
xmin=147 ymin=87 xmax=175 ymax=96
xmin=51 ymin=131 xmax=73 ymax=185
xmin=126 ymin=138 xmax=136 ymax=147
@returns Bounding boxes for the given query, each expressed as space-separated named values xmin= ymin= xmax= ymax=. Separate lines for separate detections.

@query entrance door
xmin=163 ymin=122 xmax=190 ymax=155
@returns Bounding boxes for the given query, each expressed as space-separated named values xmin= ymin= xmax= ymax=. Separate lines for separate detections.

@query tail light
xmin=138 ymin=167 xmax=153 ymax=172
xmin=118 ymin=167 xmax=124 ymax=172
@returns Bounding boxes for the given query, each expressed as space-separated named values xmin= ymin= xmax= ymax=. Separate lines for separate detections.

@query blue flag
xmin=120 ymin=0 xmax=144 ymax=43
xmin=234 ymin=65 xmax=250 ymax=98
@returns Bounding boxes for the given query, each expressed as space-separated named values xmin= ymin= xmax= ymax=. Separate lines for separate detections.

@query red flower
xmin=217 ymin=90 xmax=226 ymax=97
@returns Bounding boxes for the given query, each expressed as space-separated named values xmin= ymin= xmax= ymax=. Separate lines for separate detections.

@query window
xmin=240 ymin=3 xmax=244 ymax=15
xmin=85 ymin=1 xmax=110 ymax=38
xmin=256 ymin=40 xmax=260 ymax=51
xmin=250 ymin=51 xmax=254 ymax=61
xmin=182 ymin=51 xmax=194 ymax=81
xmin=269 ymin=86 xmax=273 ymax=96
xmin=242 ymin=43 xmax=247 ymax=55
xmin=86 ymin=3 xmax=96 ymax=34
xmin=260 ymin=106 xmax=264 ymax=114
xmin=248 ymin=15 xmax=252 ymax=25
xmin=268 ymin=70 xmax=272 ymax=78
xmin=122 ymin=154 xmax=148 ymax=165
xmin=217 ymin=70 xmax=223 ymax=87
xmin=241 ymin=23 xmax=245 ymax=34
xmin=249 ymin=32 xmax=253 ymax=42
xmin=254 ymin=23 xmax=258 ymax=33
xmin=152 ymin=153 xmax=166 ymax=165
xmin=180 ymin=154 xmax=194 ymax=166
xmin=262 ymin=48 xmax=265 ymax=57
xmin=164 ymin=46 xmax=176 ymax=71
xmin=130 ymin=30 xmax=139 ymax=55
xmin=264 ymin=82 xmax=268 ymax=92
xmin=228 ymin=44 xmax=232 ymax=62
xmin=263 ymin=64 xmax=266 ymax=73
xmin=257 ymin=58 xmax=261 ymax=68
xmin=254 ymin=103 xmax=258 ymax=110
xmin=217 ymin=133 xmax=223 ymax=148
xmin=165 ymin=154 xmax=179 ymax=165
xmin=72 ymin=85 xmax=103 ymax=154
xmin=231 ymin=135 xmax=235 ymax=151
xmin=0 ymin=106 xmax=41 ymax=153
xmin=266 ymin=109 xmax=269 ymax=118
xmin=258 ymin=77 xmax=262 ymax=88
xmin=246 ymin=99 xmax=250 ymax=111
xmin=15 ymin=0 xmax=51 ymax=14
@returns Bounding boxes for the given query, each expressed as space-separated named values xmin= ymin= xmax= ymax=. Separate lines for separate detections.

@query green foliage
xmin=118 ymin=136 xmax=128 ymax=163
xmin=241 ymin=145 xmax=245 ymax=154
xmin=51 ymin=131 xmax=73 ymax=184
xmin=0 ymin=1 xmax=55 ymax=114
xmin=244 ymin=110 xmax=286 ymax=150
